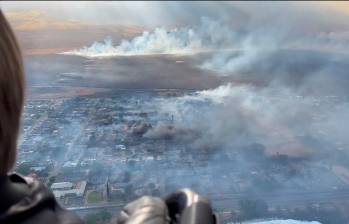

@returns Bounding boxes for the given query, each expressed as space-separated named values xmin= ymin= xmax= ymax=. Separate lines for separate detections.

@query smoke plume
xmin=61 ymin=17 xmax=239 ymax=57
xmin=152 ymin=83 xmax=349 ymax=158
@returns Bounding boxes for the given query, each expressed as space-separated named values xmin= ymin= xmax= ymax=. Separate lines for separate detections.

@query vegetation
xmin=84 ymin=210 xmax=112 ymax=224
xmin=87 ymin=191 xmax=103 ymax=204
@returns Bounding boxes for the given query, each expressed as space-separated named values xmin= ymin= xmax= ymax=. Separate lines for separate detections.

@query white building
xmin=51 ymin=182 xmax=73 ymax=190
xmin=52 ymin=181 xmax=87 ymax=198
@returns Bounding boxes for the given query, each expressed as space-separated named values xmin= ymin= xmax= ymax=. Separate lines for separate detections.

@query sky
xmin=2 ymin=1 xmax=349 ymax=56
xmin=2 ymin=1 xmax=349 ymax=29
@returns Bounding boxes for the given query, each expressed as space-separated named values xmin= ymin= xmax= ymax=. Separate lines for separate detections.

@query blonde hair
xmin=0 ymin=10 xmax=25 ymax=175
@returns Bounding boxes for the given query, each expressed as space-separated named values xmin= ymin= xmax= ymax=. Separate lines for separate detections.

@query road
xmin=67 ymin=188 xmax=349 ymax=212
xmin=68 ymin=203 xmax=124 ymax=211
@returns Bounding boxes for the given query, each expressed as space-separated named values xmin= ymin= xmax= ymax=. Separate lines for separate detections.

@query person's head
xmin=0 ymin=10 xmax=25 ymax=175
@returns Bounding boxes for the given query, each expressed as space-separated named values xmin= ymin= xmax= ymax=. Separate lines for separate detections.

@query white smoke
xmin=154 ymin=83 xmax=349 ymax=157
xmin=201 ymin=34 xmax=279 ymax=75
xmin=155 ymin=84 xmax=288 ymax=150
xmin=61 ymin=16 xmax=349 ymax=78
xmin=290 ymin=31 xmax=349 ymax=53
xmin=60 ymin=17 xmax=239 ymax=58
xmin=62 ymin=29 xmax=203 ymax=57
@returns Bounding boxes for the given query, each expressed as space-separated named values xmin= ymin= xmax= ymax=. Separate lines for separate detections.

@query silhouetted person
xmin=0 ymin=10 xmax=83 ymax=224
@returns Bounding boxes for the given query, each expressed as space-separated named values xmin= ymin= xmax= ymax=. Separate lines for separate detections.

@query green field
xmin=87 ymin=191 xmax=103 ymax=204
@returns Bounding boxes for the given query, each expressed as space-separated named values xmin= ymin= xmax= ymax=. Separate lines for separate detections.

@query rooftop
xmin=51 ymin=182 xmax=73 ymax=189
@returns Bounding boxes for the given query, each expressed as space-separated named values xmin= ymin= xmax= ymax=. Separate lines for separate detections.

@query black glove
xmin=116 ymin=196 xmax=170 ymax=224
xmin=165 ymin=189 xmax=217 ymax=224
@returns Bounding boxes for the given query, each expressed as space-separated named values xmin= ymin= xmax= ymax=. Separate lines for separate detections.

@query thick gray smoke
xmin=200 ymin=34 xmax=279 ymax=75
xmin=150 ymin=84 xmax=349 ymax=158
xmin=57 ymin=2 xmax=349 ymax=159
xmin=143 ymin=122 xmax=198 ymax=142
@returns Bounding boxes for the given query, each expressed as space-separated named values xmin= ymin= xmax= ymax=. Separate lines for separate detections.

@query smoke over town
xmin=151 ymin=83 xmax=349 ymax=157
xmin=4 ymin=1 xmax=349 ymax=223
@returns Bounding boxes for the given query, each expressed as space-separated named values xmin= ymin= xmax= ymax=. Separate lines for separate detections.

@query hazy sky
xmin=2 ymin=1 xmax=349 ymax=29
xmin=2 ymin=1 xmax=349 ymax=56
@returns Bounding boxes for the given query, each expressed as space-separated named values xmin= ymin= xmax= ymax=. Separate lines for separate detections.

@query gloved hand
xmin=116 ymin=196 xmax=170 ymax=224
